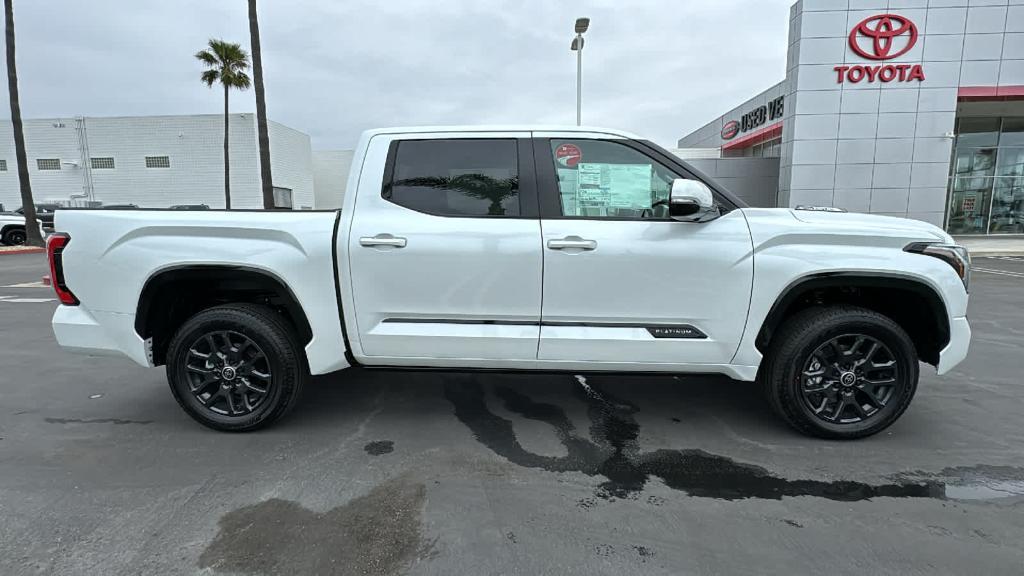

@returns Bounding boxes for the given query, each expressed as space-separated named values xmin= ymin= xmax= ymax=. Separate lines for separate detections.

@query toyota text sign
xmin=834 ymin=14 xmax=925 ymax=84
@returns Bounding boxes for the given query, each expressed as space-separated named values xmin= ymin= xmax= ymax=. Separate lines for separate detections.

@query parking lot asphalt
xmin=1 ymin=251 xmax=1023 ymax=575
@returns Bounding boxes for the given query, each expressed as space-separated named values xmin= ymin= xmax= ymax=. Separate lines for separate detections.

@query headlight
xmin=904 ymin=242 xmax=971 ymax=291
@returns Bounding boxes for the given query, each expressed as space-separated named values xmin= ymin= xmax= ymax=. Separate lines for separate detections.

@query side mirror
xmin=669 ymin=179 xmax=719 ymax=222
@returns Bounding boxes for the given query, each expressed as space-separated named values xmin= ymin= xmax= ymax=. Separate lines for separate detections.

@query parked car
xmin=14 ymin=203 xmax=59 ymax=232
xmin=169 ymin=204 xmax=211 ymax=210
xmin=1 ymin=212 xmax=46 ymax=245
xmin=48 ymin=126 xmax=972 ymax=439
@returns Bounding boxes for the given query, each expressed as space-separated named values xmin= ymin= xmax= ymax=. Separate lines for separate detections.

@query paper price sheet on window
xmin=574 ymin=163 xmax=652 ymax=216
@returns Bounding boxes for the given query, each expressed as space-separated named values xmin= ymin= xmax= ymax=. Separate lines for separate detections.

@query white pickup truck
xmin=48 ymin=126 xmax=971 ymax=439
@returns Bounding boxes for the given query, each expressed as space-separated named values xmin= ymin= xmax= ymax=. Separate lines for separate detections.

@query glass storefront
xmin=722 ymin=137 xmax=782 ymax=159
xmin=947 ymin=117 xmax=1024 ymax=235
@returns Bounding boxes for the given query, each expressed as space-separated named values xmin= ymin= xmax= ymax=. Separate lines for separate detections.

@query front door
xmin=346 ymin=133 xmax=543 ymax=364
xmin=534 ymin=135 xmax=754 ymax=366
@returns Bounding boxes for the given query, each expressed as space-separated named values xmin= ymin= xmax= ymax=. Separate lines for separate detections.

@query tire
xmin=2 ymin=227 xmax=27 ymax=246
xmin=759 ymin=305 xmax=918 ymax=440
xmin=166 ymin=303 xmax=306 ymax=432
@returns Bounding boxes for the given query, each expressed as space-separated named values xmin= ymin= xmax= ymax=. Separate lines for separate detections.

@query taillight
xmin=46 ymin=233 xmax=79 ymax=305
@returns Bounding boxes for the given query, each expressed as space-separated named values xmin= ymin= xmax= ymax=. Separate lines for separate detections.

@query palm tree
xmin=195 ymin=39 xmax=251 ymax=209
xmin=5 ymin=0 xmax=42 ymax=246
xmin=248 ymin=0 xmax=274 ymax=209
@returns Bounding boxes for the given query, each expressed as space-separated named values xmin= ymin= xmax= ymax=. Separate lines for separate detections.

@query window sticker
xmin=576 ymin=163 xmax=653 ymax=211
xmin=555 ymin=143 xmax=583 ymax=168
xmin=962 ymin=196 xmax=976 ymax=213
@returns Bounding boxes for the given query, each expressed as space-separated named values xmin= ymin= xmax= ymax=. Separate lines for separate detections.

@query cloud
xmin=0 ymin=0 xmax=793 ymax=149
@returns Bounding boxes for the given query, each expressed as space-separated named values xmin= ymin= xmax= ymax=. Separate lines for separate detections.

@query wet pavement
xmin=1 ymin=252 xmax=1024 ymax=575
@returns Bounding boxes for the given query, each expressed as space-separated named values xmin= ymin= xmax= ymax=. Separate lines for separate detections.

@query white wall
xmin=0 ymin=114 xmax=314 ymax=211
xmin=267 ymin=121 xmax=315 ymax=210
xmin=312 ymin=150 xmax=353 ymax=209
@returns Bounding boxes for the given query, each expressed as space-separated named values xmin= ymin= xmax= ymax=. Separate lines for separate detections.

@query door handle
xmin=547 ymin=237 xmax=597 ymax=251
xmin=360 ymin=234 xmax=407 ymax=248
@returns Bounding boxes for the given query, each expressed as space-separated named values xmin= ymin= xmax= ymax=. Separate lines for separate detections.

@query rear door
xmin=345 ymin=132 xmax=543 ymax=365
xmin=534 ymin=134 xmax=754 ymax=367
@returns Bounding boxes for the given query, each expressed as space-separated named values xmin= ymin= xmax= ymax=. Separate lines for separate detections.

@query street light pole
xmin=571 ymin=17 xmax=589 ymax=126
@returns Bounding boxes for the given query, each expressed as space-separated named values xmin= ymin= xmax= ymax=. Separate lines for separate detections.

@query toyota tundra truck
xmin=48 ymin=126 xmax=971 ymax=439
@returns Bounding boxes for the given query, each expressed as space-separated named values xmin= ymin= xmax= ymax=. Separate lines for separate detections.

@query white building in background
xmin=312 ymin=149 xmax=353 ymax=210
xmin=0 ymin=114 xmax=315 ymax=211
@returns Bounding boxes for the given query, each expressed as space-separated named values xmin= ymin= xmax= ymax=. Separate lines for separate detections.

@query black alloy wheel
xmin=799 ymin=334 xmax=899 ymax=425
xmin=760 ymin=306 xmax=919 ymax=440
xmin=185 ymin=330 xmax=273 ymax=417
xmin=166 ymin=304 xmax=305 ymax=432
xmin=4 ymin=228 xmax=27 ymax=246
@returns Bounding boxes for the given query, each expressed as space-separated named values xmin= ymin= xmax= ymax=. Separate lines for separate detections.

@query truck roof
xmin=359 ymin=125 xmax=644 ymax=140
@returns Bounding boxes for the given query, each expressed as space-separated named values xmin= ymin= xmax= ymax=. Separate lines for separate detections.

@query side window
xmin=549 ymin=139 xmax=681 ymax=218
xmin=384 ymin=139 xmax=520 ymax=217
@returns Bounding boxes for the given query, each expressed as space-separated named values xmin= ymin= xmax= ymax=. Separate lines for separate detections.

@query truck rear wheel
xmin=166 ymin=304 xmax=306 ymax=432
xmin=760 ymin=306 xmax=918 ymax=440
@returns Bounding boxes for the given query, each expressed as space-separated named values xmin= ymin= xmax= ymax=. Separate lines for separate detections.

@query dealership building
xmin=678 ymin=0 xmax=1024 ymax=235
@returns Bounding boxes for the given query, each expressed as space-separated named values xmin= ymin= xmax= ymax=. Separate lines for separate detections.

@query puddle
xmin=200 ymin=475 xmax=428 ymax=575
xmin=364 ymin=440 xmax=395 ymax=456
xmin=944 ymin=481 xmax=1024 ymax=500
xmin=444 ymin=377 xmax=1024 ymax=502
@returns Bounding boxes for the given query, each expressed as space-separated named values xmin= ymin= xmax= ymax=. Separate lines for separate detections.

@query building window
xmin=91 ymin=157 xmax=115 ymax=169
xmin=145 ymin=156 xmax=170 ymax=168
xmin=37 ymin=158 xmax=61 ymax=170
xmin=947 ymin=116 xmax=1024 ymax=235
xmin=722 ymin=137 xmax=782 ymax=159
xmin=0 ymin=159 xmax=7 ymax=171
xmin=272 ymin=186 xmax=293 ymax=209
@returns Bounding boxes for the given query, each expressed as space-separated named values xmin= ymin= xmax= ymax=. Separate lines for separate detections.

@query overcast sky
xmin=0 ymin=0 xmax=793 ymax=149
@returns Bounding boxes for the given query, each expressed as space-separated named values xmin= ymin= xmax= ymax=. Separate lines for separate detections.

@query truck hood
xmin=740 ymin=208 xmax=954 ymax=250
xmin=788 ymin=209 xmax=953 ymax=243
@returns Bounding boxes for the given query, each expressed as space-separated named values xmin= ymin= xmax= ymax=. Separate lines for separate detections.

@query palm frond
xmin=230 ymin=71 xmax=252 ymax=89
xmin=200 ymin=69 xmax=220 ymax=87
xmin=194 ymin=49 xmax=219 ymax=67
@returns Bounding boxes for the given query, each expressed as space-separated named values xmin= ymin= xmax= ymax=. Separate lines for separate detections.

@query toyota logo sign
xmin=849 ymin=14 xmax=918 ymax=61
xmin=721 ymin=120 xmax=739 ymax=140
xmin=834 ymin=13 xmax=925 ymax=84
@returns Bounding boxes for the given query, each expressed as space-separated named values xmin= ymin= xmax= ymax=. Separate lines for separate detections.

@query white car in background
xmin=0 ymin=211 xmax=45 ymax=246
xmin=47 ymin=126 xmax=971 ymax=439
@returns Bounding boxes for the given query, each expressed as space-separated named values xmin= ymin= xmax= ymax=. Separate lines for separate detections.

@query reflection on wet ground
xmin=444 ymin=375 xmax=1024 ymax=502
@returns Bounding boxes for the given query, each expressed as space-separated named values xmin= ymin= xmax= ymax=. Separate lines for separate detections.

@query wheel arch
xmin=1 ymin=223 xmax=26 ymax=236
xmin=135 ymin=264 xmax=313 ymax=366
xmin=755 ymin=272 xmax=950 ymax=366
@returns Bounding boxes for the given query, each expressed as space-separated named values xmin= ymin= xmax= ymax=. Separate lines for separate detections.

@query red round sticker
xmin=555 ymin=143 xmax=582 ymax=168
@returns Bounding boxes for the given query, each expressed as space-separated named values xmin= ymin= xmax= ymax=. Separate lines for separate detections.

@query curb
xmin=969 ymin=251 xmax=1024 ymax=258
xmin=0 ymin=247 xmax=45 ymax=255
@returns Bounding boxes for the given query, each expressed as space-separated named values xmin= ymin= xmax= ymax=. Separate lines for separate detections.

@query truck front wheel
xmin=760 ymin=306 xmax=919 ymax=440
xmin=166 ymin=304 xmax=306 ymax=432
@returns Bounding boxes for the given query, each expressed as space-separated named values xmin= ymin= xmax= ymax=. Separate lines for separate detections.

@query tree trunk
xmin=223 ymin=82 xmax=231 ymax=209
xmin=249 ymin=0 xmax=274 ymax=209
xmin=5 ymin=0 xmax=41 ymax=246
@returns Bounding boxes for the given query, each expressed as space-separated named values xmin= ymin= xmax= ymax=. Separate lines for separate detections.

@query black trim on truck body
xmin=380 ymin=318 xmax=708 ymax=339
xmin=135 ymin=264 xmax=314 ymax=364
xmin=531 ymin=136 xmax=743 ymax=221
xmin=331 ymin=210 xmax=360 ymax=367
xmin=755 ymin=272 xmax=951 ymax=364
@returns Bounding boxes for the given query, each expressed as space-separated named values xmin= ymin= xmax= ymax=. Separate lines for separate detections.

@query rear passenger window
xmin=384 ymin=139 xmax=520 ymax=217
